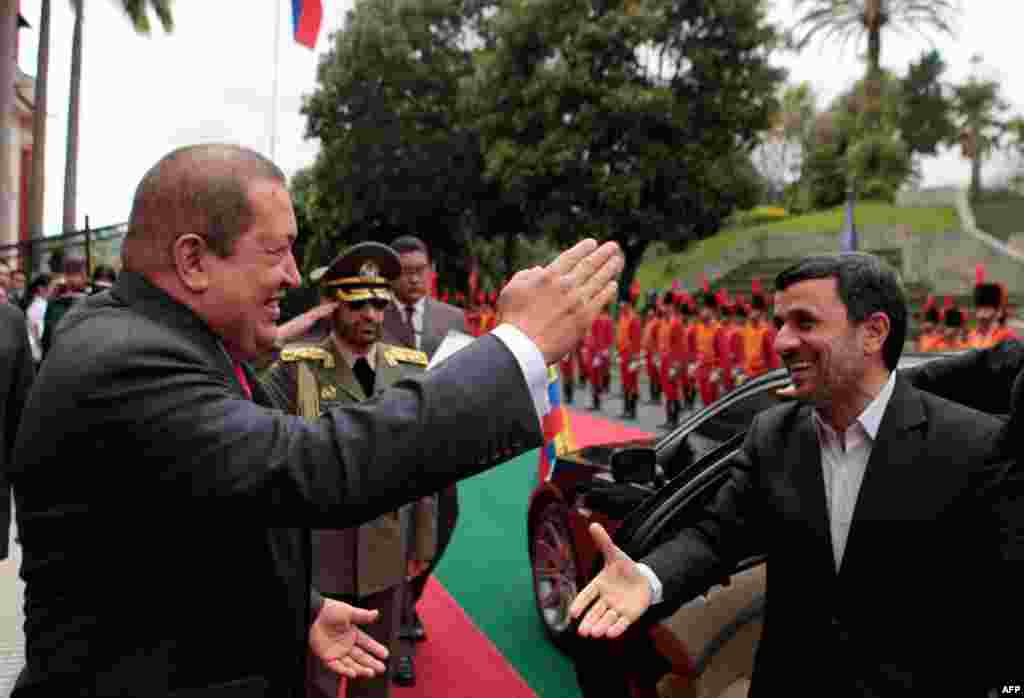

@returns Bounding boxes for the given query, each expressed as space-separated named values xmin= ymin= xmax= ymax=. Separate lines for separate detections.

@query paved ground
xmin=562 ymin=374 xmax=704 ymax=436
xmin=0 ymin=511 xmax=24 ymax=698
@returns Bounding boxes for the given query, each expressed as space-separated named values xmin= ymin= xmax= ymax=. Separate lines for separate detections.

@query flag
xmin=537 ymin=366 xmax=577 ymax=483
xmin=975 ymin=263 xmax=986 ymax=285
xmin=291 ymin=0 xmax=323 ymax=49
xmin=839 ymin=192 xmax=858 ymax=252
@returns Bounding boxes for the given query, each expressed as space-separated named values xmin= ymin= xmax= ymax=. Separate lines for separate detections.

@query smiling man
xmin=8 ymin=143 xmax=623 ymax=698
xmin=571 ymin=253 xmax=1020 ymax=696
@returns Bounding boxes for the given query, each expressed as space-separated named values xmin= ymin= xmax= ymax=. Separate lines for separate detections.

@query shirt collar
xmin=813 ymin=370 xmax=896 ymax=441
xmin=330 ymin=333 xmax=377 ymax=371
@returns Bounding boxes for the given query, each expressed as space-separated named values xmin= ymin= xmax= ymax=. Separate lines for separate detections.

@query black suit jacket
xmin=643 ymin=374 xmax=1019 ymax=696
xmin=0 ymin=303 xmax=34 ymax=559
xmin=9 ymin=272 xmax=541 ymax=697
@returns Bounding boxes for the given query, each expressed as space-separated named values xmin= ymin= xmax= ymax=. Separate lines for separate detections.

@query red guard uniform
xmin=642 ymin=311 xmax=663 ymax=403
xmin=616 ymin=305 xmax=644 ymax=418
xmin=587 ymin=310 xmax=615 ymax=409
xmin=689 ymin=294 xmax=722 ymax=408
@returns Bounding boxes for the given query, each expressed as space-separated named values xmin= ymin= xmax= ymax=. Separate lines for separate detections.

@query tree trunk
xmin=0 ymin=0 xmax=17 ymax=250
xmin=866 ymin=25 xmax=881 ymax=80
xmin=63 ymin=0 xmax=83 ymax=233
xmin=28 ymin=0 xmax=50 ymax=266
xmin=615 ymin=236 xmax=649 ymax=305
xmin=503 ymin=232 xmax=518 ymax=280
xmin=970 ymin=129 xmax=983 ymax=201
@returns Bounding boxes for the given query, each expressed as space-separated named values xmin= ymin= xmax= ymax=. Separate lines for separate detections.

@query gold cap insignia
xmin=360 ymin=261 xmax=380 ymax=279
xmin=321 ymin=385 xmax=338 ymax=400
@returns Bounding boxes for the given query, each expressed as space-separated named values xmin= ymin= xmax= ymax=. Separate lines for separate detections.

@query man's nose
xmin=283 ymin=251 xmax=301 ymax=289
xmin=774 ymin=323 xmax=797 ymax=355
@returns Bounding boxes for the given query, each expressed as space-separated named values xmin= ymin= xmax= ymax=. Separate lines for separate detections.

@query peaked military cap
xmin=320 ymin=242 xmax=401 ymax=303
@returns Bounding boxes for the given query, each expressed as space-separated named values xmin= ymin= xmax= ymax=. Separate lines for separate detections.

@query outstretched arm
xmin=901 ymin=340 xmax=1024 ymax=415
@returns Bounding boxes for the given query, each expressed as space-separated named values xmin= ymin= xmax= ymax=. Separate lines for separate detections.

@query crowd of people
xmin=914 ymin=279 xmax=1019 ymax=352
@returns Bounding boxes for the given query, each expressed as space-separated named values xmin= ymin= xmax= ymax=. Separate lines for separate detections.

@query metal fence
xmin=0 ymin=218 xmax=127 ymax=276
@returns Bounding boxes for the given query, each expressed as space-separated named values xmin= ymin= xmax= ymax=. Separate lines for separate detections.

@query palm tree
xmin=791 ymin=1 xmax=959 ymax=81
xmin=952 ymin=55 xmax=1010 ymax=201
xmin=62 ymin=0 xmax=173 ymax=232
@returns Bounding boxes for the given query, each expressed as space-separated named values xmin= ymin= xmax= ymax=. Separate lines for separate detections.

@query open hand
xmin=309 ymin=598 xmax=389 ymax=679
xmin=569 ymin=523 xmax=652 ymax=639
xmin=498 ymin=239 xmax=623 ymax=365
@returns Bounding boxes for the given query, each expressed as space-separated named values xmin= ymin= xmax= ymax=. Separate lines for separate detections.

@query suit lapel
xmin=788 ymin=406 xmax=837 ymax=582
xmin=837 ymin=374 xmax=926 ymax=579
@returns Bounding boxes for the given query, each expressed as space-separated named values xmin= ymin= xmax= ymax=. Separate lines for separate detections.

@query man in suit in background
xmin=0 ymin=304 xmax=34 ymax=560
xmin=9 ymin=143 xmax=623 ymax=698
xmin=382 ymin=234 xmax=466 ymax=686
xmin=571 ymin=253 xmax=1020 ymax=696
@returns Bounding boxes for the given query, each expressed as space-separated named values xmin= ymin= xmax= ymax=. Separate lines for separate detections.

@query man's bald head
xmin=123 ymin=144 xmax=286 ymax=273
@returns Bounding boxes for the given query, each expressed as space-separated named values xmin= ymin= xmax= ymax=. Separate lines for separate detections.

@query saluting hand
xmin=309 ymin=598 xmax=389 ymax=679
xmin=276 ymin=301 xmax=339 ymax=346
xmin=569 ymin=523 xmax=652 ymax=639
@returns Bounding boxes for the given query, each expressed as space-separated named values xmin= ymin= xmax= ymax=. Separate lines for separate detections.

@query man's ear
xmin=863 ymin=311 xmax=891 ymax=357
xmin=171 ymin=234 xmax=211 ymax=293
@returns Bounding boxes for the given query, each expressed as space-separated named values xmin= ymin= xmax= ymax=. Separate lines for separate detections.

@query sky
xmin=13 ymin=0 xmax=1024 ymax=235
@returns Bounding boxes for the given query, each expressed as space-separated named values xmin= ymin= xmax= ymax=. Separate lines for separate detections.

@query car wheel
xmin=530 ymin=498 xmax=579 ymax=650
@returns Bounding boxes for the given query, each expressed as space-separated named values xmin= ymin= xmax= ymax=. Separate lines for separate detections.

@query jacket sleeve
xmin=67 ymin=332 xmax=542 ymax=530
xmin=640 ymin=418 xmax=766 ymax=610
xmin=901 ymin=340 xmax=1024 ymax=415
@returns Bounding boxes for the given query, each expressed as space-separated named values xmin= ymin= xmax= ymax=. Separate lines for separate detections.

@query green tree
xmin=62 ymin=0 xmax=173 ymax=232
xmin=899 ymin=49 xmax=956 ymax=158
xmin=951 ymin=55 xmax=1012 ymax=201
xmin=470 ymin=0 xmax=784 ymax=298
xmin=300 ymin=0 xmax=486 ymax=287
xmin=801 ymin=70 xmax=913 ymax=207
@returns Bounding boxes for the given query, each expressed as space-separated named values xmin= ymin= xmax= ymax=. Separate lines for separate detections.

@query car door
xmin=619 ymin=445 xmax=767 ymax=698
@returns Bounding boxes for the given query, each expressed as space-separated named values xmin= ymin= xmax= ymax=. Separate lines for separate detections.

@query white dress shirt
xmin=26 ymin=296 xmax=47 ymax=362
xmin=639 ymin=370 xmax=897 ymax=604
xmin=812 ymin=370 xmax=896 ymax=570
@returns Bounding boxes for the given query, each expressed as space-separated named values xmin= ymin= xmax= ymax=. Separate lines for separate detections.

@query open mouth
xmin=787 ymin=362 xmax=813 ymax=379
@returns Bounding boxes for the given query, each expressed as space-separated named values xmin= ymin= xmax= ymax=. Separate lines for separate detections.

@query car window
xmin=664 ymin=387 xmax=784 ymax=479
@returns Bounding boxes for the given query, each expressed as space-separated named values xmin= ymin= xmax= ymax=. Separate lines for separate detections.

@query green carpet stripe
xmin=435 ymin=450 xmax=582 ymax=698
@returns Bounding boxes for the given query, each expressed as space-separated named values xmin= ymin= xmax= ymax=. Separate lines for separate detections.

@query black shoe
xmin=392 ymin=656 xmax=416 ymax=687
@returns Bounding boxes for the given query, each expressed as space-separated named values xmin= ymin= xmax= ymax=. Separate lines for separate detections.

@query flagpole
xmin=269 ymin=0 xmax=282 ymax=162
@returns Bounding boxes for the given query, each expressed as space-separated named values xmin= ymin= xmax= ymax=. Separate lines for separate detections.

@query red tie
xmin=233 ymin=360 xmax=253 ymax=400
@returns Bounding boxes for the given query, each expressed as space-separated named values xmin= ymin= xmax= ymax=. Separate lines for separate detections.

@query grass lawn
xmin=636 ymin=202 xmax=959 ymax=291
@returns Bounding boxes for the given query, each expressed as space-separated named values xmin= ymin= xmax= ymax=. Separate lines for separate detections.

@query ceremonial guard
xmin=915 ymin=295 xmax=943 ymax=353
xmin=616 ymin=295 xmax=644 ymax=419
xmin=714 ymin=294 xmax=740 ymax=395
xmin=587 ymin=306 xmax=615 ymax=410
xmin=641 ymin=302 xmax=663 ymax=404
xmin=688 ymin=290 xmax=722 ymax=408
xmin=737 ymin=290 xmax=778 ymax=378
xmin=560 ymin=340 xmax=578 ymax=404
xmin=264 ymin=243 xmax=436 ymax=698
xmin=967 ymin=279 xmax=1004 ymax=350
xmin=934 ymin=304 xmax=967 ymax=352
xmin=658 ymin=293 xmax=684 ymax=428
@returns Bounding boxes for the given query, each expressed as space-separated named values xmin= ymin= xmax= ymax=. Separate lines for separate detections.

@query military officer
xmin=263 ymin=242 xmax=436 ymax=698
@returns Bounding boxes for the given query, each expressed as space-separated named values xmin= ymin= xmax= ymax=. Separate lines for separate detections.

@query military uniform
xmin=263 ymin=243 xmax=436 ymax=698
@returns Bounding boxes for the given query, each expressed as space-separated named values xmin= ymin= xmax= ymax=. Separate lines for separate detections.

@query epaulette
xmin=280 ymin=344 xmax=336 ymax=369
xmin=382 ymin=344 xmax=428 ymax=367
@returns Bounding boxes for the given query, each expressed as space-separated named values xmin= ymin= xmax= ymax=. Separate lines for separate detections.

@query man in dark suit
xmin=0 ymin=304 xmax=34 ymax=560
xmin=381 ymin=235 xmax=466 ymax=684
xmin=571 ymin=253 xmax=1020 ymax=696
xmin=7 ymin=143 xmax=623 ymax=698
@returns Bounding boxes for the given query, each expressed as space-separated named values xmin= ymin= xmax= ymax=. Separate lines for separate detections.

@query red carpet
xmin=392 ymin=576 xmax=537 ymax=698
xmin=563 ymin=408 xmax=656 ymax=448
